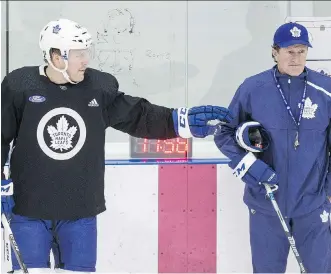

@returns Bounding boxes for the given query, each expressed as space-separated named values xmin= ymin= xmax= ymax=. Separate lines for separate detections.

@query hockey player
xmin=1 ymin=19 xmax=234 ymax=273
xmin=214 ymin=22 xmax=331 ymax=273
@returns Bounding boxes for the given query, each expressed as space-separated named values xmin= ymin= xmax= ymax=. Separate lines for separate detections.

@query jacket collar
xmin=273 ymin=65 xmax=308 ymax=80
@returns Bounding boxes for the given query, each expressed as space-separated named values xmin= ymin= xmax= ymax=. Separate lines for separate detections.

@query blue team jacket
xmin=215 ymin=65 xmax=331 ymax=218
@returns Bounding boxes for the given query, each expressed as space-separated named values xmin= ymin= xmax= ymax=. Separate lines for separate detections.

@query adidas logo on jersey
xmin=88 ymin=99 xmax=99 ymax=107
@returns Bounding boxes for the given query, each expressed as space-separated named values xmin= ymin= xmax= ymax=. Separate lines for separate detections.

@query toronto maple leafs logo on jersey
xmin=37 ymin=108 xmax=86 ymax=160
xmin=302 ymin=97 xmax=318 ymax=119
xmin=320 ymin=210 xmax=329 ymax=223
xmin=47 ymin=116 xmax=78 ymax=152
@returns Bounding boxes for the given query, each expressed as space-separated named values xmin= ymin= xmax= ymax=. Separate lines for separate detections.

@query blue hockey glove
xmin=172 ymin=105 xmax=233 ymax=138
xmin=229 ymin=152 xmax=278 ymax=191
xmin=1 ymin=179 xmax=15 ymax=221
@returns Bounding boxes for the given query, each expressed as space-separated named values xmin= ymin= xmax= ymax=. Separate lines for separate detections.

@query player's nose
xmin=81 ymin=59 xmax=89 ymax=67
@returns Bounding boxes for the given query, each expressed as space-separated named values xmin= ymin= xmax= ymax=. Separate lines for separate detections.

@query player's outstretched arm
xmin=104 ymin=84 xmax=233 ymax=140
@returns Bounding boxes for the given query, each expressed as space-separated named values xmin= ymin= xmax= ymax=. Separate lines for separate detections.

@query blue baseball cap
xmin=273 ymin=22 xmax=312 ymax=48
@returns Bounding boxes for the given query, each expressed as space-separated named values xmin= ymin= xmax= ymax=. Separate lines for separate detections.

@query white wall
xmin=5 ymin=0 xmax=289 ymax=149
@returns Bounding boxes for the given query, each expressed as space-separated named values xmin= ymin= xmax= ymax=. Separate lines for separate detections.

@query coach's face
xmin=273 ymin=44 xmax=308 ymax=76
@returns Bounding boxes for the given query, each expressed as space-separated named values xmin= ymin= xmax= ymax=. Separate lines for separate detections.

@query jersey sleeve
xmin=1 ymin=76 xmax=24 ymax=178
xmin=103 ymin=76 xmax=178 ymax=139
xmin=214 ymin=82 xmax=251 ymax=160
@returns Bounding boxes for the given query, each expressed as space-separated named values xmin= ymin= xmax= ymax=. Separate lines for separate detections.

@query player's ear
xmin=50 ymin=48 xmax=62 ymax=63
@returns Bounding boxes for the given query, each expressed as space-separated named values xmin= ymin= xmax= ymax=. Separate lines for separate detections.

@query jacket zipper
xmin=285 ymin=77 xmax=291 ymax=219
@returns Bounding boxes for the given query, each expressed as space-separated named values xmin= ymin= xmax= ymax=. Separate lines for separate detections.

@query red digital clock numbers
xmin=130 ymin=137 xmax=192 ymax=158
xmin=136 ymin=138 xmax=187 ymax=154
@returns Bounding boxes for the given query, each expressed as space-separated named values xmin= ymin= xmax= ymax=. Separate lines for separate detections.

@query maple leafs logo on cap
xmin=290 ymin=26 xmax=301 ymax=38
xmin=302 ymin=97 xmax=318 ymax=119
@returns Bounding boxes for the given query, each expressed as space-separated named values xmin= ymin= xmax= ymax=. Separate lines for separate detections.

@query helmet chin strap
xmin=48 ymin=58 xmax=78 ymax=85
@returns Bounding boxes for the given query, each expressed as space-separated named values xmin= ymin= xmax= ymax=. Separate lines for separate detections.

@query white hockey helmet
xmin=39 ymin=18 xmax=93 ymax=84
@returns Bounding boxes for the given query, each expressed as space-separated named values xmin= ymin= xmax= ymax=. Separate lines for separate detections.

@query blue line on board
xmin=4 ymin=158 xmax=230 ymax=166
xmin=104 ymin=158 xmax=230 ymax=165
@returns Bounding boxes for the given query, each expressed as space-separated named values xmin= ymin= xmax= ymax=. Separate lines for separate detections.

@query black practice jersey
xmin=1 ymin=66 xmax=177 ymax=220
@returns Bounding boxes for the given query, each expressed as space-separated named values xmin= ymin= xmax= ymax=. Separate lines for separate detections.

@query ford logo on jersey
xmin=29 ymin=95 xmax=46 ymax=103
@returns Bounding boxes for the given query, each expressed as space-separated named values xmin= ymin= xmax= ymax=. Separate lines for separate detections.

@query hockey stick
xmin=2 ymin=222 xmax=11 ymax=265
xmin=263 ymin=183 xmax=307 ymax=273
xmin=1 ymin=214 xmax=29 ymax=273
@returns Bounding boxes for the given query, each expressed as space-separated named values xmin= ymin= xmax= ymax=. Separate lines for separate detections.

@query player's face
xmin=273 ymin=44 xmax=308 ymax=76
xmin=66 ymin=49 xmax=92 ymax=82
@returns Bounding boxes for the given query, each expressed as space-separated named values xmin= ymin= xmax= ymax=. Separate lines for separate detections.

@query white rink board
xmin=97 ymin=165 xmax=159 ymax=273
xmin=1 ymin=164 xmax=301 ymax=273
